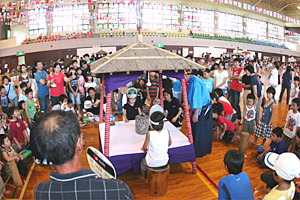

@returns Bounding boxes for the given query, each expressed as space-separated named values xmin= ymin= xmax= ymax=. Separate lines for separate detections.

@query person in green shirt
xmin=25 ymin=88 xmax=36 ymax=128
xmin=83 ymin=53 xmax=93 ymax=65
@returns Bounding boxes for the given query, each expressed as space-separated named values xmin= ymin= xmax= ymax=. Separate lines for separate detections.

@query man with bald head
xmin=33 ymin=110 xmax=133 ymax=200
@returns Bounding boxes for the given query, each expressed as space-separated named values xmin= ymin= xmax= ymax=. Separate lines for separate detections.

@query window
xmin=52 ymin=4 xmax=90 ymax=33
xmin=246 ymin=18 xmax=267 ymax=40
xmin=29 ymin=8 xmax=47 ymax=35
xmin=217 ymin=12 xmax=243 ymax=36
xmin=183 ymin=8 xmax=214 ymax=32
xmin=143 ymin=2 xmax=178 ymax=30
xmin=268 ymin=23 xmax=284 ymax=44
xmin=96 ymin=3 xmax=137 ymax=30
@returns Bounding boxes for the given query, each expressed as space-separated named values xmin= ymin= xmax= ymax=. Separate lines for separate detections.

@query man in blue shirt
xmin=185 ymin=71 xmax=212 ymax=158
xmin=218 ymin=149 xmax=254 ymax=200
xmin=245 ymin=64 xmax=262 ymax=124
xmin=35 ymin=61 xmax=49 ymax=113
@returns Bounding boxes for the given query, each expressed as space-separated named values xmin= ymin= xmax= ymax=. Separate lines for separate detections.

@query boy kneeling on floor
xmin=139 ymin=111 xmax=172 ymax=180
xmin=213 ymin=108 xmax=236 ymax=143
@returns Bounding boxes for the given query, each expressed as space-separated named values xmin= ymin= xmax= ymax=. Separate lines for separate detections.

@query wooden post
xmin=104 ymin=92 xmax=112 ymax=157
xmin=99 ymin=74 xmax=105 ymax=123
xmin=239 ymin=132 xmax=250 ymax=155
xmin=180 ymin=78 xmax=197 ymax=174
xmin=159 ymin=74 xmax=164 ymax=110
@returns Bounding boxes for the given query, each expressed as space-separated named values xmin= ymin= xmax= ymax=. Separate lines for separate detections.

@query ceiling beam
xmin=254 ymin=0 xmax=263 ymax=6
xmin=276 ymin=2 xmax=299 ymax=13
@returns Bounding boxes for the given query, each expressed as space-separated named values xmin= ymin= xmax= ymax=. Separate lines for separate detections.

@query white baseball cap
xmin=264 ymin=152 xmax=300 ymax=181
xmin=149 ymin=104 xmax=164 ymax=117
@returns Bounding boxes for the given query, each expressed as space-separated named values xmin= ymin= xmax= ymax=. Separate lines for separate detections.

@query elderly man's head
xmin=33 ymin=110 xmax=82 ymax=165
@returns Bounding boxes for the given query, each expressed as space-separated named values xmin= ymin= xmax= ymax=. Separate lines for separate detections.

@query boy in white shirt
xmin=283 ymin=98 xmax=300 ymax=148
xmin=242 ymin=93 xmax=256 ymax=136
xmin=289 ymin=77 xmax=299 ymax=110
xmin=139 ymin=111 xmax=172 ymax=180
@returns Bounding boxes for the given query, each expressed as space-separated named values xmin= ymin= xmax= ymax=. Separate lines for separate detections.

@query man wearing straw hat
xmin=185 ymin=70 xmax=213 ymax=158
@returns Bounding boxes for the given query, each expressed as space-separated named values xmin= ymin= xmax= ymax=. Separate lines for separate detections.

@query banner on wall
xmin=0 ymin=0 xmax=299 ymax=27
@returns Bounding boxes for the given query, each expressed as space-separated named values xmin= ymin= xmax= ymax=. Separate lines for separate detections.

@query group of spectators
xmin=1 ymin=51 xmax=300 ymax=200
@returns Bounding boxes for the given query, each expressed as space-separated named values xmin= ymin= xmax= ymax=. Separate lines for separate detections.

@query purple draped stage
xmin=103 ymin=70 xmax=185 ymax=95
xmin=105 ymin=144 xmax=196 ymax=176
xmin=99 ymin=70 xmax=194 ymax=175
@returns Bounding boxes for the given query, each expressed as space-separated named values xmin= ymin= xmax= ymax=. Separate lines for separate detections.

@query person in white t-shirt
xmin=269 ymin=62 xmax=279 ymax=88
xmin=84 ymin=74 xmax=97 ymax=96
xmin=213 ymin=62 xmax=228 ymax=95
xmin=289 ymin=77 xmax=299 ymax=109
xmin=283 ymin=98 xmax=300 ymax=148
xmin=139 ymin=111 xmax=172 ymax=180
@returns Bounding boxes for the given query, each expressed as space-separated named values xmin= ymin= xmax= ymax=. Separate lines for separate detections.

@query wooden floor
xmin=7 ymin=68 xmax=293 ymax=200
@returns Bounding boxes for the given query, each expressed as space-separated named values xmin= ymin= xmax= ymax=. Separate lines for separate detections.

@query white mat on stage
xmin=99 ymin=121 xmax=191 ymax=157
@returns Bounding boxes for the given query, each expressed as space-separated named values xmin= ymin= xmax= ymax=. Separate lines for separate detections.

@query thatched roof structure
xmin=91 ymin=41 xmax=205 ymax=74
xmin=232 ymin=52 xmax=244 ymax=56
xmin=96 ymin=49 xmax=108 ymax=55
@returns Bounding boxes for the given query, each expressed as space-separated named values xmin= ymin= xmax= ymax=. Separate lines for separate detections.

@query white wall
xmin=285 ymin=42 xmax=297 ymax=52
xmin=11 ymin=25 xmax=29 ymax=39
xmin=193 ymin=47 xmax=227 ymax=58
xmin=77 ymin=46 xmax=117 ymax=58
xmin=0 ymin=37 xmax=17 ymax=49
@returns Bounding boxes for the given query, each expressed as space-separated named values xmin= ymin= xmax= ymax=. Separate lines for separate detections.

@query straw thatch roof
xmin=231 ymin=52 xmax=244 ymax=56
xmin=96 ymin=49 xmax=107 ymax=55
xmin=91 ymin=41 xmax=205 ymax=74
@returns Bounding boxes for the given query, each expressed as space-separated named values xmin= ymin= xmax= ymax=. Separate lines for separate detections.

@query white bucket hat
xmin=265 ymin=152 xmax=300 ymax=181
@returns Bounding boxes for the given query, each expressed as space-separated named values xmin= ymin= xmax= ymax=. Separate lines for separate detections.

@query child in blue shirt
xmin=257 ymin=127 xmax=287 ymax=168
xmin=172 ymin=79 xmax=182 ymax=101
xmin=203 ymin=69 xmax=213 ymax=93
xmin=218 ymin=149 xmax=254 ymax=200
xmin=0 ymin=86 xmax=13 ymax=115
xmin=3 ymin=76 xmax=18 ymax=106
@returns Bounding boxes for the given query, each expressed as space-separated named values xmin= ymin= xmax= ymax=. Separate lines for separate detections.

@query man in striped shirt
xmin=33 ymin=110 xmax=133 ymax=200
xmin=146 ymin=72 xmax=159 ymax=109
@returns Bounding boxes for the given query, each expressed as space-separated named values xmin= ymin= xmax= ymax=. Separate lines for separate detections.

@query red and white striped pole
xmin=99 ymin=74 xmax=105 ymax=123
xmin=104 ymin=92 xmax=112 ymax=157
xmin=181 ymin=78 xmax=197 ymax=174
xmin=159 ymin=74 xmax=164 ymax=110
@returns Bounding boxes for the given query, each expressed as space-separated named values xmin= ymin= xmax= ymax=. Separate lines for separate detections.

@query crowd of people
xmin=0 ymin=51 xmax=299 ymax=199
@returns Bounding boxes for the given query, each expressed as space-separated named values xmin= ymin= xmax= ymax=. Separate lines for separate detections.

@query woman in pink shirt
xmin=76 ymin=68 xmax=86 ymax=110
xmin=47 ymin=63 xmax=70 ymax=106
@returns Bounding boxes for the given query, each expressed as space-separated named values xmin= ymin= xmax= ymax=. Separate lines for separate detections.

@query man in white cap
xmin=263 ymin=152 xmax=300 ymax=200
